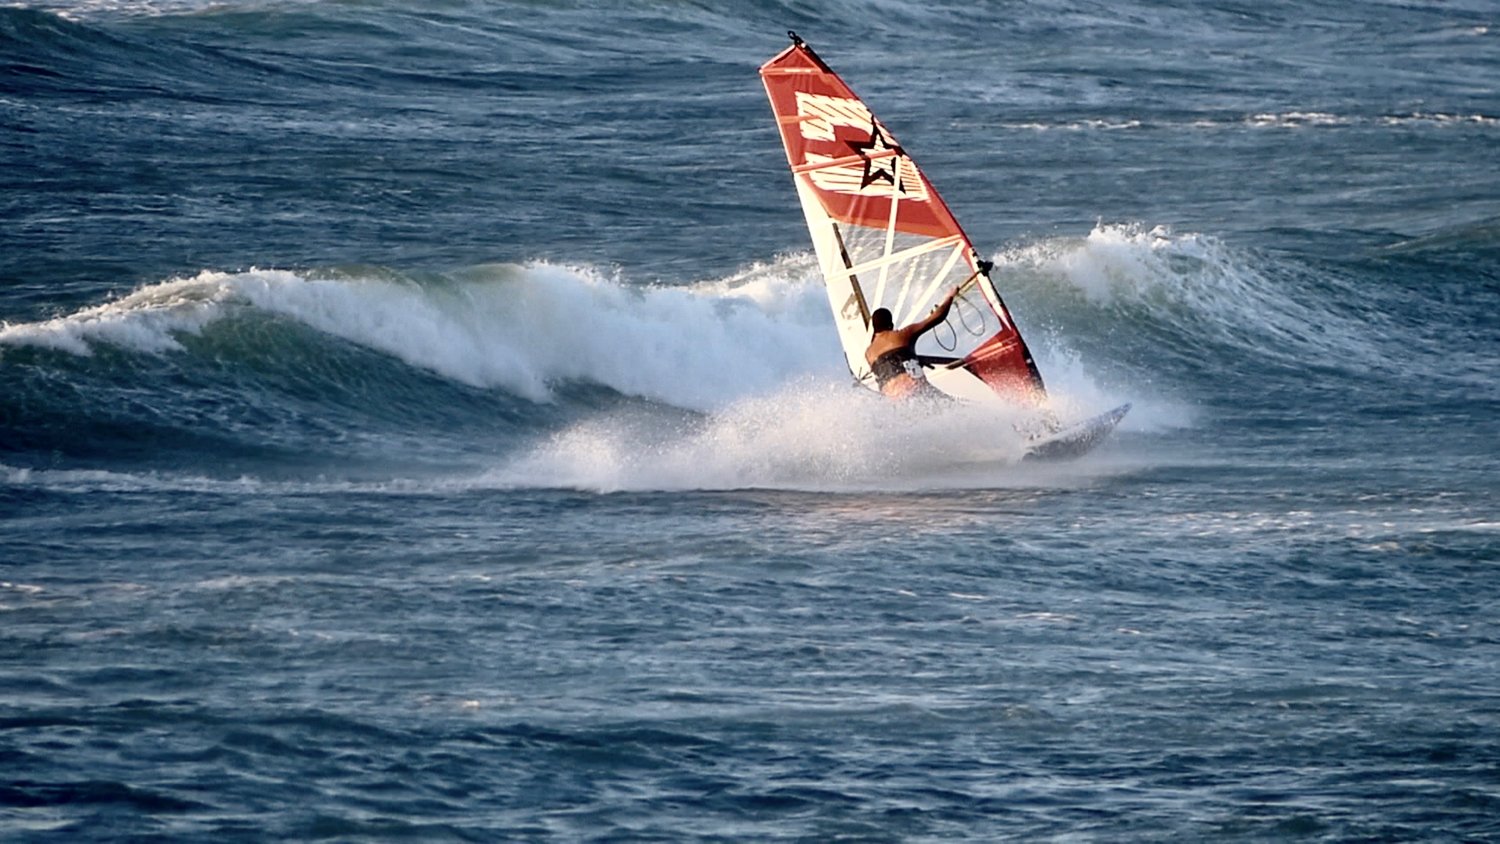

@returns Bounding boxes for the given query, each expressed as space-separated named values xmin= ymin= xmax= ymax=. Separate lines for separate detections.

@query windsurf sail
xmin=760 ymin=32 xmax=1046 ymax=404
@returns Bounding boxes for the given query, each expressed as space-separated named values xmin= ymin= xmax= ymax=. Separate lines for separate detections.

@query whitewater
xmin=3 ymin=224 xmax=1205 ymax=492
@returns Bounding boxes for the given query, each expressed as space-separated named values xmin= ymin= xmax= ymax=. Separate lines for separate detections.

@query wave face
xmin=3 ymin=221 xmax=1492 ymax=487
xmin=3 ymin=1 xmax=1498 ymax=841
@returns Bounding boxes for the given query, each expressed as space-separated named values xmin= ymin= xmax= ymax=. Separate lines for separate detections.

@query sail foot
xmin=962 ymin=335 xmax=1048 ymax=405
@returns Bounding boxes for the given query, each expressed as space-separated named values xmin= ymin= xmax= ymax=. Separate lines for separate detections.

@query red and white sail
xmin=760 ymin=34 xmax=1045 ymax=404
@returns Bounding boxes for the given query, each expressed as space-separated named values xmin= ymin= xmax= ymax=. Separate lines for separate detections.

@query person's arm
xmin=903 ymin=287 xmax=961 ymax=340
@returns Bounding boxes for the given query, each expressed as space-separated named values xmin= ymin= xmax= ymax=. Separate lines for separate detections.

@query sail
xmin=760 ymin=33 xmax=1045 ymax=404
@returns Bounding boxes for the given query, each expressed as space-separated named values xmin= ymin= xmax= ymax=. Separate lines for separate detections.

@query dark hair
xmin=870 ymin=308 xmax=893 ymax=332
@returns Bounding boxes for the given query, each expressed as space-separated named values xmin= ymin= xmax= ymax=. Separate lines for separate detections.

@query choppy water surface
xmin=3 ymin=0 xmax=1498 ymax=839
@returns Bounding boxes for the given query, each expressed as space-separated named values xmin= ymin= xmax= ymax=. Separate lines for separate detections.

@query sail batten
xmin=904 ymin=245 xmax=968 ymax=327
xmin=792 ymin=150 xmax=900 ymax=174
xmin=842 ymin=234 xmax=964 ymax=278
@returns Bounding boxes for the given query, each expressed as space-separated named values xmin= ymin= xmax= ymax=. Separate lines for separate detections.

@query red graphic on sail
xmin=760 ymin=42 xmax=960 ymax=240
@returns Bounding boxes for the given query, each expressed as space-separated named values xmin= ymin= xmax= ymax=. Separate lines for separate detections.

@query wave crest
xmin=0 ymin=259 xmax=841 ymax=411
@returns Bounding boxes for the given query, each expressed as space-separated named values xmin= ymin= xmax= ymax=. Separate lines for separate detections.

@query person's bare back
xmin=863 ymin=287 xmax=960 ymax=398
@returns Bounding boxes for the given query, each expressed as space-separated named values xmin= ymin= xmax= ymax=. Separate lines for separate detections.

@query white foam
xmin=1246 ymin=111 xmax=1349 ymax=128
xmin=1011 ymin=222 xmax=1194 ymax=305
xmin=998 ymin=221 xmax=1385 ymax=371
xmin=481 ymin=380 xmax=1143 ymax=493
xmin=0 ymin=259 xmax=842 ymax=411
xmin=0 ymin=274 xmax=234 ymax=356
xmin=994 ymin=112 xmax=1500 ymax=131
xmin=6 ymin=0 xmax=319 ymax=20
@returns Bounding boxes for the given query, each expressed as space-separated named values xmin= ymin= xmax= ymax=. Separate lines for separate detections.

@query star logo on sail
xmin=848 ymin=120 xmax=909 ymax=192
xmin=793 ymin=91 xmax=928 ymax=200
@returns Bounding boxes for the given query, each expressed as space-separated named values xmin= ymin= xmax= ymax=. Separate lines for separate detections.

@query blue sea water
xmin=2 ymin=0 xmax=1499 ymax=839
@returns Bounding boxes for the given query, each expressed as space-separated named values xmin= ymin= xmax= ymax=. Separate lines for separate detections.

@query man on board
xmin=864 ymin=286 xmax=961 ymax=400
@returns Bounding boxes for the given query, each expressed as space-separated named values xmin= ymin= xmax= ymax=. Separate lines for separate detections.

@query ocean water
xmin=3 ymin=0 xmax=1498 ymax=839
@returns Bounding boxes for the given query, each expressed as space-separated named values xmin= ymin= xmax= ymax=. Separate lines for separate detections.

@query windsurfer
xmin=864 ymin=286 xmax=960 ymax=400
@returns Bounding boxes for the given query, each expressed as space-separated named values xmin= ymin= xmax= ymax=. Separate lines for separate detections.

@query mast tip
xmin=787 ymin=30 xmax=804 ymax=47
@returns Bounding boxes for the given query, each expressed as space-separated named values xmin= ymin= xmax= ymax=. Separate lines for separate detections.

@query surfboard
xmin=760 ymin=32 xmax=1128 ymax=458
xmin=1024 ymin=403 xmax=1132 ymax=461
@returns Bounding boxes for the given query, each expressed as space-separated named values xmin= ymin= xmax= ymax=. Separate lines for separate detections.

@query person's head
xmin=870 ymin=308 xmax=893 ymax=333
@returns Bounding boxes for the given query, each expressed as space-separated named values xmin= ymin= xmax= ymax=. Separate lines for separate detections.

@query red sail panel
xmin=964 ymin=334 xmax=1046 ymax=399
xmin=760 ymin=42 xmax=963 ymax=241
